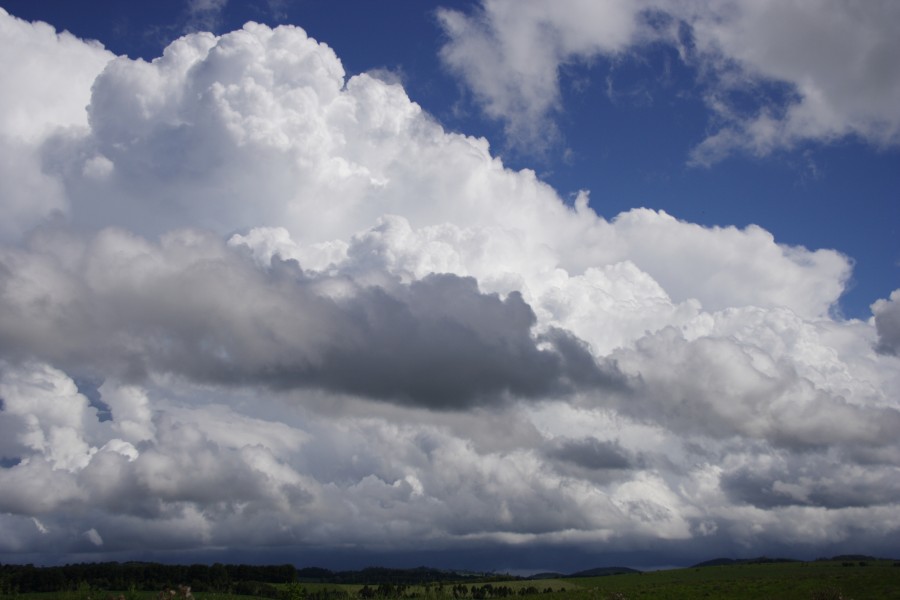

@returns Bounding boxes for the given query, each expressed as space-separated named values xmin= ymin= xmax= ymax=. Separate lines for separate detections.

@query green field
xmin=2 ymin=560 xmax=898 ymax=600
xmin=562 ymin=560 xmax=900 ymax=600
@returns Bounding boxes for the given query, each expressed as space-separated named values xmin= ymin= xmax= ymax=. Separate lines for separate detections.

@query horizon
xmin=1 ymin=552 xmax=889 ymax=575
xmin=0 ymin=0 xmax=899 ymax=573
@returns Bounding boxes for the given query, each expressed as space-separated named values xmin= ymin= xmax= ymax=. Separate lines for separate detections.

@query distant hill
xmin=298 ymin=566 xmax=486 ymax=584
xmin=824 ymin=555 xmax=878 ymax=562
xmin=692 ymin=556 xmax=800 ymax=568
xmin=568 ymin=566 xmax=641 ymax=577
xmin=692 ymin=555 xmax=899 ymax=569
xmin=691 ymin=558 xmax=739 ymax=568
xmin=295 ymin=566 xmax=335 ymax=581
xmin=305 ymin=564 xmax=642 ymax=583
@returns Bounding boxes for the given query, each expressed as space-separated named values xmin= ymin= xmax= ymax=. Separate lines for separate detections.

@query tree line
xmin=0 ymin=562 xmax=500 ymax=597
xmin=0 ymin=561 xmax=294 ymax=595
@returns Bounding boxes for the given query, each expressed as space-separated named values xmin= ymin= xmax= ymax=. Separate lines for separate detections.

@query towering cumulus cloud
xmin=0 ymin=7 xmax=113 ymax=238
xmin=0 ymin=7 xmax=898 ymax=567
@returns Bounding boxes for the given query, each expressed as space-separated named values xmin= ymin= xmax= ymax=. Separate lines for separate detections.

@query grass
xmin=3 ymin=595 xmax=255 ymax=600
xmin=560 ymin=560 xmax=900 ymax=600
xmin=2 ymin=560 xmax=899 ymax=600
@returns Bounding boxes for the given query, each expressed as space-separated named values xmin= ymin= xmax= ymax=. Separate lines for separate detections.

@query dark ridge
xmin=568 ymin=566 xmax=641 ymax=577
xmin=526 ymin=572 xmax=565 ymax=580
xmin=692 ymin=556 xmax=799 ymax=568
xmin=324 ymin=566 xmax=487 ymax=585
xmin=822 ymin=555 xmax=878 ymax=562
xmin=691 ymin=558 xmax=738 ymax=568
xmin=742 ymin=557 xmax=799 ymax=565
xmin=295 ymin=566 xmax=335 ymax=582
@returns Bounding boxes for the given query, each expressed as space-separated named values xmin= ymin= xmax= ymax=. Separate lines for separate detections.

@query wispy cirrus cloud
xmin=185 ymin=0 xmax=228 ymax=32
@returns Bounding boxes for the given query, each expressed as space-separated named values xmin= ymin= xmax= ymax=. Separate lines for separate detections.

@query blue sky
xmin=1 ymin=0 xmax=900 ymax=572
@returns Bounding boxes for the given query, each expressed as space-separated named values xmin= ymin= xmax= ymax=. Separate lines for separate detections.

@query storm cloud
xmin=0 ymin=5 xmax=898 ymax=569
xmin=0 ymin=228 xmax=618 ymax=408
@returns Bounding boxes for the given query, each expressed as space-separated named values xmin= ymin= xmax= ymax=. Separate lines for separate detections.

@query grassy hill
xmin=563 ymin=559 xmax=900 ymax=600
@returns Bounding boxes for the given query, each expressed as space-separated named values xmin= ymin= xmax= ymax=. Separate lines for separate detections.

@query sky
xmin=0 ymin=0 xmax=899 ymax=573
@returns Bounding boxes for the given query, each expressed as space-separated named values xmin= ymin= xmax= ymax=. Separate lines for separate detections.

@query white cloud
xmin=0 ymin=362 xmax=99 ymax=472
xmin=437 ymin=0 xmax=648 ymax=146
xmin=84 ymin=528 xmax=104 ymax=546
xmin=0 ymin=9 xmax=112 ymax=142
xmin=610 ymin=313 xmax=900 ymax=449
xmin=0 ymin=9 xmax=897 ymax=564
xmin=437 ymin=0 xmax=900 ymax=162
xmin=6 ymin=16 xmax=845 ymax=325
xmin=685 ymin=0 xmax=900 ymax=165
xmin=0 ymin=8 xmax=114 ymax=239
xmin=32 ymin=517 xmax=48 ymax=534
xmin=185 ymin=0 xmax=229 ymax=33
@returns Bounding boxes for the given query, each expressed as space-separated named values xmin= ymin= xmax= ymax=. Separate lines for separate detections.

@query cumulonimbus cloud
xmin=0 ymin=8 xmax=898 ymax=565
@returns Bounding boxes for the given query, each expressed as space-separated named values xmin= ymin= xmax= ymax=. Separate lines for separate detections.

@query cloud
xmin=0 ymin=8 xmax=113 ymax=239
xmin=0 ymin=9 xmax=898 ymax=565
xmin=84 ymin=528 xmax=104 ymax=546
xmin=186 ymin=0 xmax=229 ymax=32
xmin=0 ymin=228 xmax=619 ymax=408
xmin=873 ymin=290 xmax=900 ymax=355
xmin=8 ymin=13 xmax=846 ymax=323
xmin=437 ymin=0 xmax=647 ymax=147
xmin=545 ymin=436 xmax=633 ymax=471
xmin=611 ymin=316 xmax=900 ymax=450
xmin=684 ymin=0 xmax=900 ymax=165
xmin=437 ymin=0 xmax=900 ymax=162
xmin=721 ymin=459 xmax=900 ymax=509
xmin=32 ymin=518 xmax=48 ymax=534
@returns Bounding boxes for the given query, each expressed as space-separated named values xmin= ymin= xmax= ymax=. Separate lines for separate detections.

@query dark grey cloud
xmin=0 ymin=228 xmax=619 ymax=409
xmin=721 ymin=464 xmax=900 ymax=510
xmin=545 ymin=436 xmax=632 ymax=471
xmin=873 ymin=290 xmax=900 ymax=355
xmin=295 ymin=275 xmax=619 ymax=408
